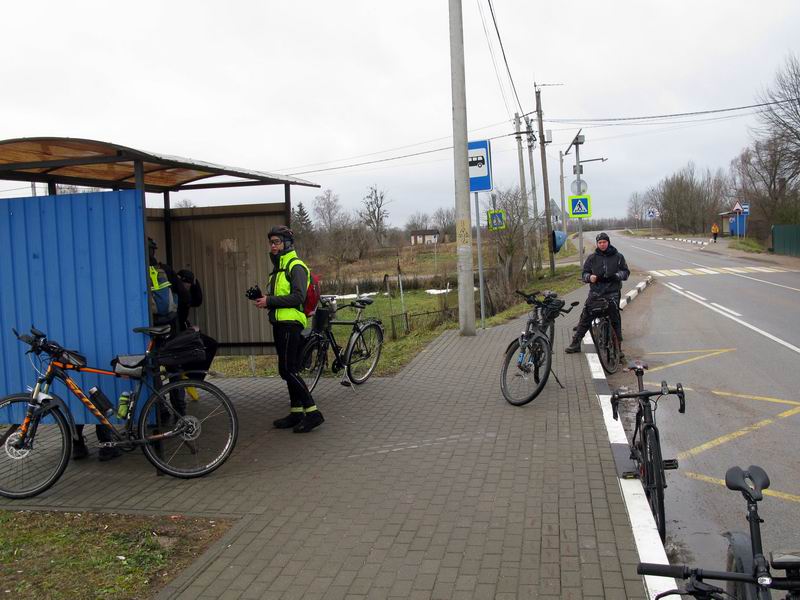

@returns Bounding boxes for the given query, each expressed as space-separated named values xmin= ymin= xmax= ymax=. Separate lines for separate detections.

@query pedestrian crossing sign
xmin=487 ymin=209 xmax=507 ymax=231
xmin=568 ymin=195 xmax=592 ymax=219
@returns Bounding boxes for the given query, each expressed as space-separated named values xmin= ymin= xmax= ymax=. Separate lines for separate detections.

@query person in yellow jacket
xmin=711 ymin=223 xmax=720 ymax=243
xmin=254 ymin=226 xmax=324 ymax=433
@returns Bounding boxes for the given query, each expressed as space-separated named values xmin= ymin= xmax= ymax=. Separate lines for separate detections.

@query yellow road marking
xmin=684 ymin=471 xmax=800 ymax=504
xmin=647 ymin=348 xmax=735 ymax=372
xmin=711 ymin=390 xmax=800 ymax=407
xmin=646 ymin=348 xmax=734 ymax=355
xmin=678 ymin=406 xmax=800 ymax=459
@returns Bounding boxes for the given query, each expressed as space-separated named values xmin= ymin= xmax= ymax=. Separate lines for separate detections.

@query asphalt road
xmin=587 ymin=233 xmax=800 ymax=571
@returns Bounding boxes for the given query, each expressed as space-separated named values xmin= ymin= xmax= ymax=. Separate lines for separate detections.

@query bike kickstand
xmin=550 ymin=368 xmax=565 ymax=389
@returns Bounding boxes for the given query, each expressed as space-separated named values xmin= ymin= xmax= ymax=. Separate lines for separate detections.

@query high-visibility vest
xmin=269 ymin=250 xmax=310 ymax=327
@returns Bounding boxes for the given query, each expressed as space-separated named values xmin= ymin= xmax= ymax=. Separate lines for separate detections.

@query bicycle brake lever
xmin=676 ymin=384 xmax=686 ymax=413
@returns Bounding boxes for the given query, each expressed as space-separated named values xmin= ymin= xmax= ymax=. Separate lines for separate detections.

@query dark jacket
xmin=582 ymin=244 xmax=629 ymax=297
xmin=266 ymin=249 xmax=308 ymax=326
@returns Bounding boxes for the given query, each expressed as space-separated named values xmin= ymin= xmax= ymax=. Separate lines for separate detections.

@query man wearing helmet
xmin=253 ymin=225 xmax=324 ymax=433
xmin=565 ymin=232 xmax=629 ymax=355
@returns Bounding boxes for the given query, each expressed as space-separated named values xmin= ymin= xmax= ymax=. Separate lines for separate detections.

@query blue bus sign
xmin=468 ymin=139 xmax=493 ymax=192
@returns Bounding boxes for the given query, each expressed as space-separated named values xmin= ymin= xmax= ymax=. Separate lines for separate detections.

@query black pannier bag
xmin=586 ymin=297 xmax=611 ymax=318
xmin=312 ymin=306 xmax=331 ymax=332
xmin=542 ymin=298 xmax=565 ymax=321
xmin=157 ymin=330 xmax=207 ymax=369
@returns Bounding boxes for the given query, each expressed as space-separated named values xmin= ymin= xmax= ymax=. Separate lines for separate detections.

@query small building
xmin=409 ymin=229 xmax=440 ymax=245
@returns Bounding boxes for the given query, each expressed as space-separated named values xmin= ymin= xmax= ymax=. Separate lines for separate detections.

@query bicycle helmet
xmin=268 ymin=225 xmax=294 ymax=250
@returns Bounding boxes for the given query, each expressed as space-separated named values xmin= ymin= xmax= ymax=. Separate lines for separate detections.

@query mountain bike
xmin=638 ymin=465 xmax=800 ymax=599
xmin=298 ymin=295 xmax=384 ymax=392
xmin=587 ymin=295 xmax=622 ymax=374
xmin=500 ymin=290 xmax=579 ymax=406
xmin=0 ymin=326 xmax=238 ymax=499
xmin=611 ymin=360 xmax=685 ymax=541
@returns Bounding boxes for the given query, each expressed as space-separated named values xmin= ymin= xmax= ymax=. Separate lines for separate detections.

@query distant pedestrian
xmin=711 ymin=223 xmax=720 ymax=243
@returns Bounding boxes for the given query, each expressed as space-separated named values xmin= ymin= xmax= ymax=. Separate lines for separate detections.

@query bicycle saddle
xmin=725 ymin=465 xmax=770 ymax=502
xmin=355 ymin=298 xmax=374 ymax=306
xmin=133 ymin=325 xmax=172 ymax=337
xmin=627 ymin=360 xmax=648 ymax=371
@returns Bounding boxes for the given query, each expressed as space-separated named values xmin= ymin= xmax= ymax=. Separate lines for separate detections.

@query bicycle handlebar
xmin=611 ymin=384 xmax=685 ymax=420
xmin=13 ymin=327 xmax=63 ymax=358
xmin=637 ymin=562 xmax=800 ymax=591
xmin=515 ymin=290 xmax=579 ymax=315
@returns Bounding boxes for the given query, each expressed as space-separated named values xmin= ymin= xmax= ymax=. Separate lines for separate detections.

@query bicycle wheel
xmin=299 ymin=337 xmax=326 ymax=393
xmin=726 ymin=531 xmax=771 ymax=600
xmin=0 ymin=394 xmax=71 ymax=499
xmin=592 ymin=319 xmax=620 ymax=374
xmin=643 ymin=427 xmax=666 ymax=541
xmin=500 ymin=335 xmax=552 ymax=406
xmin=546 ymin=321 xmax=555 ymax=347
xmin=138 ymin=380 xmax=238 ymax=478
xmin=345 ymin=323 xmax=383 ymax=384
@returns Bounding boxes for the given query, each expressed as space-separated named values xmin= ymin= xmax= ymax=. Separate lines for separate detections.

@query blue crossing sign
xmin=487 ymin=209 xmax=507 ymax=231
xmin=568 ymin=195 xmax=592 ymax=219
xmin=468 ymin=139 xmax=493 ymax=192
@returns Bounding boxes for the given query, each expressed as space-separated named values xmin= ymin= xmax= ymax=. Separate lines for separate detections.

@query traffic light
xmin=552 ymin=230 xmax=567 ymax=253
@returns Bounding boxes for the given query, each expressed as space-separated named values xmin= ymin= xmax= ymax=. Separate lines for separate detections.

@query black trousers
xmin=274 ymin=322 xmax=315 ymax=411
xmin=573 ymin=293 xmax=622 ymax=344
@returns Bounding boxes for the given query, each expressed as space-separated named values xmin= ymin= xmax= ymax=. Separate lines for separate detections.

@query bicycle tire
xmin=345 ymin=322 xmax=383 ymax=384
xmin=603 ymin=321 xmax=621 ymax=374
xmin=299 ymin=337 xmax=326 ymax=393
xmin=725 ymin=531 xmax=771 ymax=600
xmin=643 ymin=427 xmax=666 ymax=542
xmin=138 ymin=380 xmax=238 ymax=479
xmin=0 ymin=394 xmax=71 ymax=499
xmin=500 ymin=335 xmax=552 ymax=406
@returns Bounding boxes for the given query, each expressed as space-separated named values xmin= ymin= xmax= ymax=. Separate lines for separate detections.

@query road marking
xmin=710 ymin=302 xmax=742 ymax=317
xmin=671 ymin=269 xmax=690 ymax=276
xmin=720 ymin=267 xmax=748 ymax=273
xmin=668 ymin=282 xmax=683 ymax=290
xmin=685 ymin=268 xmax=707 ymax=275
xmin=649 ymin=270 xmax=666 ymax=277
xmin=647 ymin=347 xmax=735 ymax=372
xmin=646 ymin=349 xmax=727 ymax=355
xmin=678 ymin=406 xmax=800 ymax=459
xmin=711 ymin=390 xmax=800 ymax=407
xmin=684 ymin=471 xmax=800 ymax=504
xmin=587 ymin=353 xmax=605 ymax=379
xmin=697 ymin=267 xmax=719 ymax=274
xmin=663 ymin=284 xmax=800 ymax=356
xmin=684 ymin=290 xmax=707 ymax=301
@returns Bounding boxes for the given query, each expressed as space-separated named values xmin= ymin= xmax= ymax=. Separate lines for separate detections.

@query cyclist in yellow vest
xmin=711 ymin=222 xmax=720 ymax=243
xmin=254 ymin=226 xmax=324 ymax=433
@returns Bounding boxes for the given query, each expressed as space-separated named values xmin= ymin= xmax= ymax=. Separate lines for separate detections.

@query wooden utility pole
xmin=535 ymin=87 xmax=556 ymax=276
xmin=514 ymin=113 xmax=531 ymax=275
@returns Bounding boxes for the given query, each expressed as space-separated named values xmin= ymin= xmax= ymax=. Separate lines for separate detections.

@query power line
xmin=476 ymin=0 xmax=513 ymax=120
xmin=485 ymin=0 xmax=525 ymax=115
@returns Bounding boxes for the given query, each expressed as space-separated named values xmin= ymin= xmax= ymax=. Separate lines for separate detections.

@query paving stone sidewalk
xmin=1 ymin=286 xmax=647 ymax=600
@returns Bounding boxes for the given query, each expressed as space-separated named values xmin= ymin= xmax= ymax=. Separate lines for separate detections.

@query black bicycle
xmin=587 ymin=295 xmax=622 ymax=374
xmin=638 ymin=465 xmax=800 ymax=599
xmin=611 ymin=360 xmax=685 ymax=541
xmin=500 ymin=290 xmax=579 ymax=406
xmin=299 ymin=295 xmax=384 ymax=391
xmin=0 ymin=326 xmax=238 ymax=499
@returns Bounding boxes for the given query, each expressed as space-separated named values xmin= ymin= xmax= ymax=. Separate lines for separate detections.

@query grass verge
xmin=728 ymin=238 xmax=766 ymax=253
xmin=0 ymin=510 xmax=231 ymax=600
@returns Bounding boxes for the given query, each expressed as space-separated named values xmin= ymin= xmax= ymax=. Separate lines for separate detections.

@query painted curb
xmin=647 ymin=236 xmax=709 ymax=246
xmin=580 ymin=276 xmax=675 ymax=599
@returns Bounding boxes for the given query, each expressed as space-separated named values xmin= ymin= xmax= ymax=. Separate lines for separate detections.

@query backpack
xmin=285 ymin=258 xmax=321 ymax=316
xmin=177 ymin=269 xmax=203 ymax=308
xmin=148 ymin=266 xmax=179 ymax=324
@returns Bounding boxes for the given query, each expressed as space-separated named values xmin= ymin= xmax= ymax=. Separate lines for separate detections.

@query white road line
xmin=711 ymin=302 xmax=743 ymax=317
xmin=649 ymin=270 xmax=665 ymax=276
xmin=669 ymin=283 xmax=683 ymax=290
xmin=664 ymin=286 xmax=800 ymax=355
xmin=671 ymin=269 xmax=690 ymax=276
xmin=697 ymin=268 xmax=719 ymax=274
xmin=684 ymin=290 xmax=707 ymax=301
xmin=587 ymin=353 xmax=605 ymax=379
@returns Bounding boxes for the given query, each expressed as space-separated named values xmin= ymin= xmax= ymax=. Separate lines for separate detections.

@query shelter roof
xmin=0 ymin=137 xmax=318 ymax=192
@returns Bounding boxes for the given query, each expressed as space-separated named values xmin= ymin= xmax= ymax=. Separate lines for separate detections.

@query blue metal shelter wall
xmin=0 ymin=190 xmax=149 ymax=423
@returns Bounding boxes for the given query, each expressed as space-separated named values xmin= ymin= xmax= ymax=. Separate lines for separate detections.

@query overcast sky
xmin=2 ymin=1 xmax=799 ymax=226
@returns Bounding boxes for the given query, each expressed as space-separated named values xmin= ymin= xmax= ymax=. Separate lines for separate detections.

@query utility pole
xmin=524 ymin=116 xmax=542 ymax=273
xmin=448 ymin=0 xmax=475 ymax=336
xmin=514 ymin=113 xmax=531 ymax=275
xmin=535 ymin=87 xmax=556 ymax=276
xmin=574 ymin=139 xmax=584 ymax=264
xmin=559 ymin=151 xmax=567 ymax=234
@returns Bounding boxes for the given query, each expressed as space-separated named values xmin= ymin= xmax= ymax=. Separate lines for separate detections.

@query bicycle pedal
xmin=622 ymin=471 xmax=639 ymax=479
xmin=663 ymin=459 xmax=680 ymax=470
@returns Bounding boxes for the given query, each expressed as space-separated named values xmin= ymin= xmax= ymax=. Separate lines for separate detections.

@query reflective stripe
xmin=149 ymin=266 xmax=172 ymax=291
xmin=290 ymin=407 xmax=304 ymax=413
xmin=305 ymin=405 xmax=318 ymax=413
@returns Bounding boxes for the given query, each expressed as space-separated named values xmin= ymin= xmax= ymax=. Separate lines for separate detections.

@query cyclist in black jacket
xmin=565 ymin=232 xmax=630 ymax=354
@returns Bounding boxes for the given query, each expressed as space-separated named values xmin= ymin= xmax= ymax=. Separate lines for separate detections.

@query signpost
xmin=469 ymin=140 xmax=493 ymax=329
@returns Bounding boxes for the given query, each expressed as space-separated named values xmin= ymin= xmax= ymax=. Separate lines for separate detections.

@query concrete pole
xmin=448 ymin=0 xmax=475 ymax=336
xmin=535 ymin=88 xmax=556 ymax=276
xmin=524 ymin=116 xmax=542 ymax=273
xmin=474 ymin=192 xmax=486 ymax=328
xmin=514 ymin=113 xmax=531 ymax=275
xmin=559 ymin=151 xmax=567 ymax=234
xmin=575 ymin=142 xmax=584 ymax=264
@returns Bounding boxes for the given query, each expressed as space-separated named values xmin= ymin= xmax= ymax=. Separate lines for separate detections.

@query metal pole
xmin=474 ymin=192 xmax=486 ymax=328
xmin=163 ymin=190 xmax=173 ymax=267
xmin=535 ymin=88 xmax=556 ymax=276
xmin=30 ymin=182 xmax=37 ymax=196
xmin=575 ymin=141 xmax=584 ymax=264
xmin=559 ymin=151 xmax=567 ymax=234
xmin=514 ymin=113 xmax=531 ymax=274
xmin=524 ymin=116 xmax=541 ymax=273
xmin=449 ymin=0 xmax=475 ymax=336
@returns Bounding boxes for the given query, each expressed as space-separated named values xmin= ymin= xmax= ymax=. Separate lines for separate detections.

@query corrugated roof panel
xmin=0 ymin=190 xmax=149 ymax=423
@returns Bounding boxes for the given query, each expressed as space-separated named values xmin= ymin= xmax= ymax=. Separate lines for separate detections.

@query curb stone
xmin=647 ymin=236 xmax=709 ymax=246
xmin=580 ymin=276 xmax=673 ymax=600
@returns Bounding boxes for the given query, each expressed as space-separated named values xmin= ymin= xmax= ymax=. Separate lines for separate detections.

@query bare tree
xmin=313 ymin=189 xmax=342 ymax=234
xmin=175 ymin=198 xmax=195 ymax=208
xmin=432 ymin=206 xmax=456 ymax=238
xmin=627 ymin=192 xmax=646 ymax=229
xmin=358 ymin=185 xmax=390 ymax=245
xmin=404 ymin=211 xmax=430 ymax=232
xmin=758 ymin=53 xmax=800 ymax=161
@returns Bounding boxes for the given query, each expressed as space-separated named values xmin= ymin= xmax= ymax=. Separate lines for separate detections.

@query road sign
xmin=572 ymin=164 xmax=583 ymax=175
xmin=647 ymin=208 xmax=656 ymax=219
xmin=487 ymin=209 xmax=507 ymax=231
xmin=732 ymin=201 xmax=743 ymax=214
xmin=550 ymin=199 xmax=562 ymax=219
xmin=568 ymin=195 xmax=592 ymax=219
xmin=570 ymin=179 xmax=588 ymax=195
xmin=468 ymin=139 xmax=493 ymax=192
xmin=742 ymin=202 xmax=750 ymax=215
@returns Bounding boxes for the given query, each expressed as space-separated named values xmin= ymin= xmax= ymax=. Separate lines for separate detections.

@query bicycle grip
xmin=637 ymin=563 xmax=687 ymax=578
